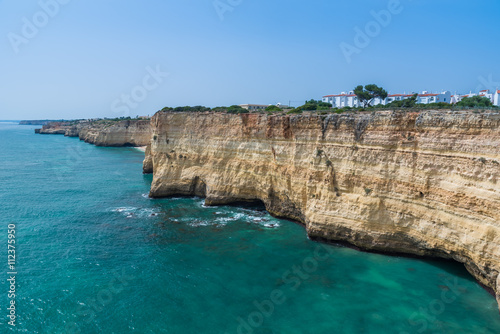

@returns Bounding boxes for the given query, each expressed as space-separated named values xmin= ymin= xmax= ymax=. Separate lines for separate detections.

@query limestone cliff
xmin=146 ymin=111 xmax=500 ymax=309
xmin=37 ymin=122 xmax=70 ymax=134
xmin=37 ymin=120 xmax=151 ymax=147
xmin=77 ymin=120 xmax=151 ymax=147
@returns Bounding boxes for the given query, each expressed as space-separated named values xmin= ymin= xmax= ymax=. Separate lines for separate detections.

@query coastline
xmin=29 ymin=110 xmax=500 ymax=313
xmin=146 ymin=110 xmax=500 ymax=312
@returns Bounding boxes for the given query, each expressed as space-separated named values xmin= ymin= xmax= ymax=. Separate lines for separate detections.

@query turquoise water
xmin=1 ymin=122 xmax=500 ymax=334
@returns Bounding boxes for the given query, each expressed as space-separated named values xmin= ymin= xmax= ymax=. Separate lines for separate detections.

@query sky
xmin=0 ymin=0 xmax=499 ymax=120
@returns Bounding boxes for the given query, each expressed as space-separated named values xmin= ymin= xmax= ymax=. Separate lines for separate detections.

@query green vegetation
xmin=384 ymin=93 xmax=418 ymax=108
xmin=456 ymin=96 xmax=492 ymax=108
xmin=227 ymin=105 xmax=249 ymax=114
xmin=157 ymin=94 xmax=497 ymax=116
xmin=288 ymin=100 xmax=332 ymax=113
xmin=173 ymin=106 xmax=211 ymax=112
xmin=265 ymin=105 xmax=283 ymax=112
xmin=354 ymin=84 xmax=388 ymax=107
xmin=159 ymin=105 xmax=247 ymax=114
xmin=211 ymin=106 xmax=228 ymax=113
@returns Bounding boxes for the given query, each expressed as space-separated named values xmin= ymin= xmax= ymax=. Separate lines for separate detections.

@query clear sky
xmin=1 ymin=0 xmax=499 ymax=120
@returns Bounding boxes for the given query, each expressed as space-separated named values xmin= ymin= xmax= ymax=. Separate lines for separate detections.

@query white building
xmin=449 ymin=90 xmax=495 ymax=105
xmin=479 ymin=89 xmax=494 ymax=102
xmin=322 ymin=90 xmax=451 ymax=108
xmin=322 ymin=92 xmax=360 ymax=108
xmin=417 ymin=91 xmax=451 ymax=104
xmin=385 ymin=94 xmax=414 ymax=104
xmin=494 ymin=90 xmax=500 ymax=106
xmin=239 ymin=104 xmax=269 ymax=111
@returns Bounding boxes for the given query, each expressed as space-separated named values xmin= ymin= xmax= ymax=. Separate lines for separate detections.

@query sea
xmin=1 ymin=121 xmax=499 ymax=334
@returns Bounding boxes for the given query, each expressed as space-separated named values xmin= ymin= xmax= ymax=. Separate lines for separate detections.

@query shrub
xmin=227 ymin=105 xmax=249 ymax=114
xmin=265 ymin=105 xmax=283 ymax=112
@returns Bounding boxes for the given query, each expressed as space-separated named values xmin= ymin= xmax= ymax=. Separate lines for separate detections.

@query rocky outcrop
xmin=77 ymin=120 xmax=151 ymax=147
xmin=38 ymin=122 xmax=72 ymax=134
xmin=146 ymin=110 xmax=500 ymax=310
xmin=37 ymin=120 xmax=151 ymax=147
xmin=143 ymin=144 xmax=153 ymax=174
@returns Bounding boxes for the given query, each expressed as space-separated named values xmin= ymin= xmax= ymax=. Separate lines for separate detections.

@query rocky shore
xmin=145 ymin=110 xmax=500 ymax=311
xmin=34 ymin=109 xmax=500 ymax=311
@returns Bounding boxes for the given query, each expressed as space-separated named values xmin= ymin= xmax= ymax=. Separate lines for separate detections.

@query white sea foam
xmin=111 ymin=207 xmax=159 ymax=218
xmin=112 ymin=207 xmax=136 ymax=213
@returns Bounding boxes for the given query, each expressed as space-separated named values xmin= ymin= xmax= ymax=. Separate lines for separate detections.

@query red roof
xmin=419 ymin=94 xmax=439 ymax=97
xmin=323 ymin=94 xmax=357 ymax=97
xmin=480 ymin=90 xmax=488 ymax=92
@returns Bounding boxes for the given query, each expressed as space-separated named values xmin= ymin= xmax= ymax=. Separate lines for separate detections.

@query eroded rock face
xmin=37 ymin=122 xmax=70 ymax=134
xmin=78 ymin=120 xmax=151 ymax=147
xmin=143 ymin=144 xmax=153 ymax=174
xmin=147 ymin=110 xmax=500 ymax=309
xmin=37 ymin=120 xmax=151 ymax=147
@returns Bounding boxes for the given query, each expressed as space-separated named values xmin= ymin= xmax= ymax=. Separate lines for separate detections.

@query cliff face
xmin=37 ymin=120 xmax=151 ymax=147
xmin=38 ymin=122 xmax=70 ymax=134
xmin=77 ymin=120 xmax=151 ymax=147
xmin=147 ymin=111 xmax=500 ymax=309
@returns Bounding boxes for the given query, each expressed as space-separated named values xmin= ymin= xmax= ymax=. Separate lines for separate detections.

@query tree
xmin=385 ymin=93 xmax=418 ymax=108
xmin=212 ymin=106 xmax=228 ymax=113
xmin=456 ymin=96 xmax=493 ymax=108
xmin=293 ymin=100 xmax=332 ymax=112
xmin=354 ymin=84 xmax=388 ymax=107
xmin=402 ymin=93 xmax=418 ymax=108
xmin=227 ymin=105 xmax=249 ymax=114
xmin=265 ymin=105 xmax=283 ymax=112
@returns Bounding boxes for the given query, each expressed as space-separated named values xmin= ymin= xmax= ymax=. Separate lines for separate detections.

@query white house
xmin=449 ymin=90 xmax=495 ymax=105
xmin=322 ymin=92 xmax=361 ymax=108
xmin=479 ymin=89 xmax=494 ymax=103
xmin=494 ymin=90 xmax=500 ymax=106
xmin=385 ymin=94 xmax=415 ymax=104
xmin=239 ymin=104 xmax=269 ymax=111
xmin=417 ymin=91 xmax=451 ymax=104
xmin=322 ymin=90 xmax=452 ymax=107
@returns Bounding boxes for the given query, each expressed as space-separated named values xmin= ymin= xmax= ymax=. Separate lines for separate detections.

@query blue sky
xmin=0 ymin=0 xmax=499 ymax=120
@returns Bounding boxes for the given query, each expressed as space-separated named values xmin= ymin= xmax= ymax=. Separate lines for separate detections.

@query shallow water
xmin=1 ymin=122 xmax=499 ymax=333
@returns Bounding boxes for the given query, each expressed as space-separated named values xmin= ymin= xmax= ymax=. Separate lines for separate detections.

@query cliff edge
xmin=37 ymin=120 xmax=151 ymax=147
xmin=146 ymin=110 xmax=500 ymax=310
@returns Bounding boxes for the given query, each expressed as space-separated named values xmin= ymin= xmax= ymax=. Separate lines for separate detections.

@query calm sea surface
xmin=1 ymin=122 xmax=499 ymax=333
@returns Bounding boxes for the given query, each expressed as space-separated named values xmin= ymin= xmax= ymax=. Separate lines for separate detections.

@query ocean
xmin=1 ymin=122 xmax=499 ymax=333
